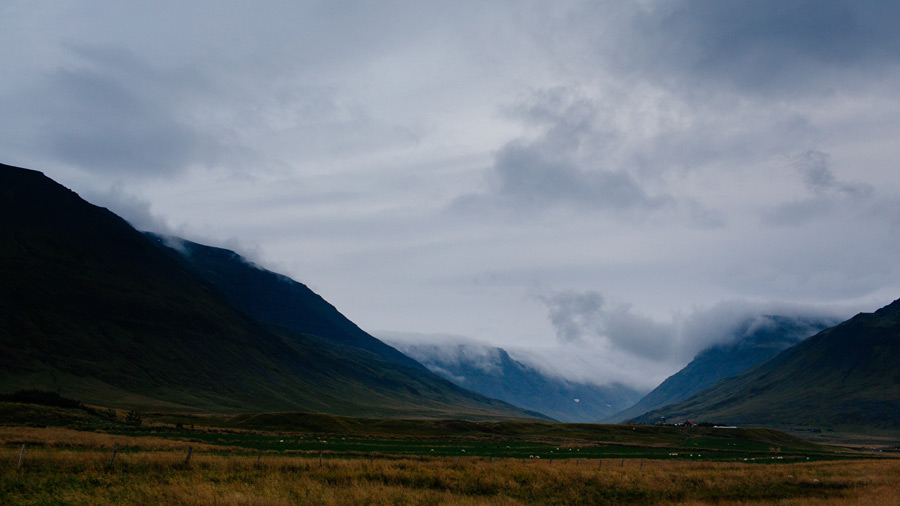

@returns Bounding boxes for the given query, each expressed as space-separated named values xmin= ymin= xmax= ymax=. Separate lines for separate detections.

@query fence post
xmin=184 ymin=447 xmax=193 ymax=467
xmin=319 ymin=452 xmax=323 ymax=467
xmin=598 ymin=459 xmax=602 ymax=469
xmin=620 ymin=459 xmax=624 ymax=467
xmin=256 ymin=451 xmax=262 ymax=468
xmin=107 ymin=444 xmax=119 ymax=468
xmin=456 ymin=455 xmax=460 ymax=465
xmin=17 ymin=444 xmax=25 ymax=469
xmin=370 ymin=452 xmax=375 ymax=464
xmin=640 ymin=459 xmax=643 ymax=470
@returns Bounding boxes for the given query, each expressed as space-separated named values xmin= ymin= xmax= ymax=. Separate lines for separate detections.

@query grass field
xmin=2 ymin=426 xmax=898 ymax=505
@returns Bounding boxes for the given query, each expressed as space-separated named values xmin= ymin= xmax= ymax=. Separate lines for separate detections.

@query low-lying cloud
xmin=383 ymin=295 xmax=847 ymax=392
xmin=537 ymin=290 xmax=848 ymax=380
xmin=381 ymin=332 xmax=506 ymax=380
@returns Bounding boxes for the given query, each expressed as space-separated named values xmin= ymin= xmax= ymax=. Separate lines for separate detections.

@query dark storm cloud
xmin=9 ymin=45 xmax=219 ymax=177
xmin=633 ymin=0 xmax=900 ymax=93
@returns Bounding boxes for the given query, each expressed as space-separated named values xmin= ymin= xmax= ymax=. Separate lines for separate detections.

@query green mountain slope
xmin=611 ymin=315 xmax=836 ymax=423
xmin=0 ymin=162 xmax=541 ymax=419
xmin=635 ymin=299 xmax=900 ymax=432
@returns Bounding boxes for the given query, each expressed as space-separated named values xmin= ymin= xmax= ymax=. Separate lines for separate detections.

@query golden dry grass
xmin=0 ymin=426 xmax=234 ymax=452
xmin=3 ymin=444 xmax=900 ymax=506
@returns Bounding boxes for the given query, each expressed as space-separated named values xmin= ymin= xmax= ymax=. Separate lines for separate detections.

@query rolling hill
xmin=387 ymin=339 xmax=643 ymax=422
xmin=610 ymin=314 xmax=837 ymax=423
xmin=0 ymin=162 xmax=542 ymax=420
xmin=634 ymin=299 xmax=900 ymax=432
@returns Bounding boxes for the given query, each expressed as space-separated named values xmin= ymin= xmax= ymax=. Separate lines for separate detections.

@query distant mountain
xmin=387 ymin=340 xmax=643 ymax=422
xmin=611 ymin=315 xmax=837 ymax=423
xmin=634 ymin=299 xmax=900 ymax=432
xmin=0 ymin=162 xmax=542 ymax=420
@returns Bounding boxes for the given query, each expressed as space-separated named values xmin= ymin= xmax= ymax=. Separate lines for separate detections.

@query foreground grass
xmin=4 ymin=445 xmax=899 ymax=505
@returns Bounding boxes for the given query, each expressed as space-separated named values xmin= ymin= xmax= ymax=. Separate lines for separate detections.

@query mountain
xmin=611 ymin=315 xmax=837 ymax=423
xmin=145 ymin=234 xmax=423 ymax=370
xmin=386 ymin=340 xmax=643 ymax=422
xmin=634 ymin=299 xmax=900 ymax=432
xmin=0 ymin=162 xmax=542 ymax=419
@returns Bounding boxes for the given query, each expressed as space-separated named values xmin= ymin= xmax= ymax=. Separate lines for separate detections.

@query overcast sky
xmin=4 ymin=1 xmax=900 ymax=389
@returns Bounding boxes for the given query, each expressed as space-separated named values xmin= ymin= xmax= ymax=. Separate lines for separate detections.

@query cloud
xmin=489 ymin=142 xmax=672 ymax=212
xmin=538 ymin=289 xmax=848 ymax=368
xmin=382 ymin=329 xmax=667 ymax=391
xmin=675 ymin=299 xmax=844 ymax=360
xmin=793 ymin=150 xmax=872 ymax=197
xmin=763 ymin=150 xmax=874 ymax=227
xmin=81 ymin=183 xmax=269 ymax=266
xmin=2 ymin=0 xmax=899 ymax=389
xmin=455 ymin=87 xmax=674 ymax=217
xmin=539 ymin=290 xmax=673 ymax=361
xmin=631 ymin=0 xmax=900 ymax=95
xmin=540 ymin=290 xmax=605 ymax=343
xmin=11 ymin=44 xmax=223 ymax=178
xmin=381 ymin=332 xmax=505 ymax=376
xmin=383 ymin=296 xmax=844 ymax=392
xmin=81 ymin=183 xmax=172 ymax=233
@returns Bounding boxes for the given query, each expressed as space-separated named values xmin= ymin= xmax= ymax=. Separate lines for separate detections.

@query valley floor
xmin=2 ymin=427 xmax=898 ymax=505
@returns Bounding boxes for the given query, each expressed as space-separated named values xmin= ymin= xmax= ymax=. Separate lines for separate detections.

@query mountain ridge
xmin=0 ymin=162 xmax=543 ymax=420
xmin=633 ymin=298 xmax=900 ymax=432
xmin=610 ymin=314 xmax=838 ymax=423
xmin=145 ymin=234 xmax=424 ymax=370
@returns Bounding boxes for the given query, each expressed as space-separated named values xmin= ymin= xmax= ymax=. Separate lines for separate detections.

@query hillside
xmin=146 ymin=234 xmax=423 ymax=370
xmin=635 ymin=299 xmax=900 ymax=432
xmin=0 ymin=162 xmax=541 ymax=420
xmin=389 ymin=340 xmax=642 ymax=422
xmin=611 ymin=315 xmax=836 ymax=423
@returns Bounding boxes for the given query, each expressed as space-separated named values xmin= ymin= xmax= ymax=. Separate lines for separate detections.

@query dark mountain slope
xmin=635 ymin=299 xmax=900 ymax=431
xmin=611 ymin=315 xmax=836 ymax=423
xmin=146 ymin=235 xmax=422 ymax=370
xmin=0 ymin=162 xmax=541 ymax=419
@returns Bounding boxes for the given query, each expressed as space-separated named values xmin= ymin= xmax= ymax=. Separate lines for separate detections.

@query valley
xmin=2 ymin=407 xmax=898 ymax=506
xmin=4 ymin=163 xmax=900 ymax=504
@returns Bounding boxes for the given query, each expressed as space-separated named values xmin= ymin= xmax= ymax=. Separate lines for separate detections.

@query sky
xmin=3 ymin=1 xmax=900 ymax=390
